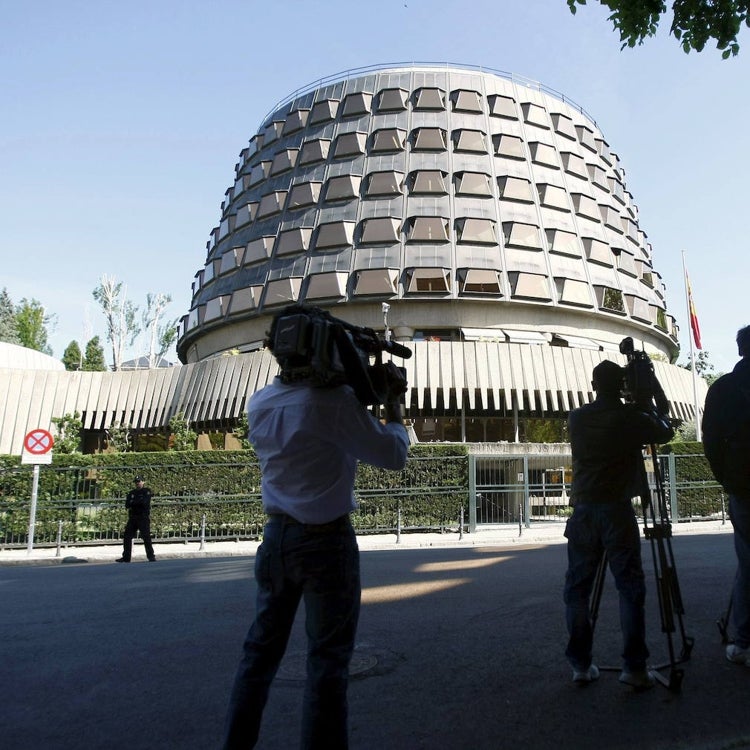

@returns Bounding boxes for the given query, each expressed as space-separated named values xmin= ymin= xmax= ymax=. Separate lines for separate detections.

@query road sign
xmin=22 ymin=429 xmax=54 ymax=465
xmin=24 ymin=429 xmax=54 ymax=455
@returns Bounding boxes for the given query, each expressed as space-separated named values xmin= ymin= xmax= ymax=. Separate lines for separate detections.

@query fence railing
xmin=0 ymin=453 xmax=725 ymax=549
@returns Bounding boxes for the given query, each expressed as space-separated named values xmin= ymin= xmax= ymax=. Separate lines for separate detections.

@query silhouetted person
xmin=116 ymin=476 xmax=155 ymax=562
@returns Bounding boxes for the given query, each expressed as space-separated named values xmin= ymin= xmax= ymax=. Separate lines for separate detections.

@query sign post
xmin=21 ymin=429 xmax=54 ymax=554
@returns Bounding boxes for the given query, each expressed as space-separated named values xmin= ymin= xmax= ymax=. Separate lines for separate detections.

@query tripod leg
xmin=717 ymin=573 xmax=736 ymax=645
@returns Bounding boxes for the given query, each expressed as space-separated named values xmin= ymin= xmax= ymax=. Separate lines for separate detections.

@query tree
xmin=567 ymin=0 xmax=750 ymax=57
xmin=233 ymin=411 xmax=252 ymax=450
xmin=0 ymin=288 xmax=20 ymax=345
xmin=15 ymin=298 xmax=55 ymax=355
xmin=82 ymin=336 xmax=107 ymax=371
xmin=106 ymin=422 xmax=132 ymax=452
xmin=678 ymin=349 xmax=722 ymax=385
xmin=169 ymin=412 xmax=197 ymax=451
xmin=51 ymin=411 xmax=83 ymax=453
xmin=141 ymin=292 xmax=178 ymax=368
xmin=62 ymin=341 xmax=83 ymax=371
xmin=92 ymin=275 xmax=140 ymax=371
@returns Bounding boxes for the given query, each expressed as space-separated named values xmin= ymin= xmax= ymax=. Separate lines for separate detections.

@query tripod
xmin=590 ymin=443 xmax=694 ymax=692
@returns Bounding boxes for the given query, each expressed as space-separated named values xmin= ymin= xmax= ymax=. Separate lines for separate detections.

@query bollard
xmin=721 ymin=493 xmax=726 ymax=525
xmin=459 ymin=507 xmax=464 ymax=540
xmin=55 ymin=520 xmax=63 ymax=558
xmin=199 ymin=513 xmax=206 ymax=551
xmin=396 ymin=504 xmax=402 ymax=544
xmin=518 ymin=503 xmax=523 ymax=537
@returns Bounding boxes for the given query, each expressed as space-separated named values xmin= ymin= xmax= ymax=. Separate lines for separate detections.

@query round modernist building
xmin=176 ymin=63 xmax=699 ymax=442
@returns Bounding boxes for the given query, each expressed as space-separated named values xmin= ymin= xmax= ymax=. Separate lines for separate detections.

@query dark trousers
xmin=730 ymin=496 xmax=750 ymax=648
xmin=223 ymin=515 xmax=360 ymax=750
xmin=122 ymin=515 xmax=155 ymax=561
xmin=563 ymin=501 xmax=649 ymax=672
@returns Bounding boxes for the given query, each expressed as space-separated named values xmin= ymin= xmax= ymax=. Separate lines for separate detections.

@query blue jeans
xmin=730 ymin=496 xmax=750 ymax=648
xmin=223 ymin=515 xmax=360 ymax=750
xmin=563 ymin=501 xmax=649 ymax=672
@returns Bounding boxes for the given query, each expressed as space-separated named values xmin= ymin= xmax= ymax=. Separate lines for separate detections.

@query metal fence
xmin=0 ymin=453 xmax=725 ymax=550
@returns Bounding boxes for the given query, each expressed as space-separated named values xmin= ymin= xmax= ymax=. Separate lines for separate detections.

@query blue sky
xmin=2 ymin=0 xmax=747 ymax=373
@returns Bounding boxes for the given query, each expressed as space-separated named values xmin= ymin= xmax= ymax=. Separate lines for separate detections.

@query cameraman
xmin=702 ymin=324 xmax=750 ymax=666
xmin=564 ymin=359 xmax=673 ymax=689
xmin=222 ymin=305 xmax=409 ymax=750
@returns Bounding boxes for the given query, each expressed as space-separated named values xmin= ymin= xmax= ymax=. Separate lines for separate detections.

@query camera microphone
xmin=381 ymin=340 xmax=412 ymax=359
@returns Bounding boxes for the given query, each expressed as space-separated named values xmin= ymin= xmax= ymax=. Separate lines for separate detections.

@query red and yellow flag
xmin=685 ymin=270 xmax=702 ymax=350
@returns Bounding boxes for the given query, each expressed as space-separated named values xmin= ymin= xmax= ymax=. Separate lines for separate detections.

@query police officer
xmin=116 ymin=475 xmax=156 ymax=562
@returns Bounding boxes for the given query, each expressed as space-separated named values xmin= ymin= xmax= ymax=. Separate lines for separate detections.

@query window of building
xmin=406 ymin=216 xmax=450 ymax=242
xmin=616 ymin=250 xmax=639 ymax=277
xmin=341 ymin=91 xmax=373 ymax=117
xmin=315 ymin=220 xmax=356 ymax=249
xmin=275 ymin=227 xmax=313 ymax=256
xmin=455 ymin=171 xmax=492 ymax=196
xmin=521 ymin=102 xmax=549 ymax=128
xmin=366 ymin=171 xmax=403 ymax=197
xmin=245 ymin=236 xmax=275 ymax=265
xmin=262 ymin=121 xmax=284 ymax=147
xmin=299 ymin=139 xmax=331 ymax=165
xmin=377 ymin=88 xmax=408 ymax=111
xmin=546 ymin=228 xmax=579 ymax=256
xmin=493 ymin=133 xmax=525 ymax=160
xmin=309 ymin=99 xmax=339 ymax=124
xmin=498 ymin=176 xmax=534 ymax=203
xmin=204 ymin=295 xmax=229 ymax=321
xmin=410 ymin=170 xmax=447 ymax=194
xmin=333 ymin=132 xmax=367 ymax=158
xmin=503 ymin=222 xmax=542 ymax=249
xmin=270 ymin=149 xmax=298 ymax=176
xmin=288 ymin=181 xmax=322 ymax=209
xmin=582 ymin=237 xmax=613 ymax=266
xmin=488 ymin=94 xmax=517 ymax=119
xmin=412 ymin=127 xmax=447 ymax=151
xmin=571 ymin=193 xmax=600 ymax=222
xmin=453 ymin=129 xmax=487 ymax=153
xmin=360 ymin=217 xmax=400 ymax=244
xmin=451 ymin=89 xmax=483 ymax=113
xmin=371 ymin=128 xmax=406 ymax=153
xmin=405 ymin=267 xmax=451 ymax=293
xmin=305 ymin=271 xmax=349 ymax=301
xmin=353 ymin=268 xmax=399 ymax=296
xmin=599 ymin=204 xmax=622 ymax=231
xmin=555 ymin=278 xmax=593 ymax=307
xmin=625 ymin=294 xmax=652 ymax=322
xmin=538 ymin=183 xmax=569 ymax=211
xmin=218 ymin=247 xmax=243 ymax=276
xmin=234 ymin=202 xmax=258 ymax=227
xmin=456 ymin=218 xmax=497 ymax=244
xmin=576 ymin=124 xmax=597 ymax=152
xmin=594 ymin=285 xmax=626 ymax=313
xmin=561 ymin=151 xmax=587 ymax=178
xmin=508 ymin=272 xmax=551 ymax=300
xmin=248 ymin=161 xmax=272 ymax=186
xmin=282 ymin=109 xmax=309 ymax=135
xmin=550 ymin=113 xmax=577 ymax=140
xmin=228 ymin=286 xmax=263 ymax=314
xmin=263 ymin=277 xmax=303 ymax=308
xmin=414 ymin=87 xmax=445 ymax=110
xmin=325 ymin=174 xmax=361 ymax=202
xmin=529 ymin=142 xmax=558 ymax=168
xmin=458 ymin=268 xmax=502 ymax=295
xmin=257 ymin=191 xmax=287 ymax=219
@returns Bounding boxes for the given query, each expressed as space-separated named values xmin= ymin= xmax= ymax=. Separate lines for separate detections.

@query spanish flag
xmin=685 ymin=269 xmax=702 ymax=350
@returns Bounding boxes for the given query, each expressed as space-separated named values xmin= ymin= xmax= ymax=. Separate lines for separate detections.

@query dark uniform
xmin=117 ymin=476 xmax=155 ymax=562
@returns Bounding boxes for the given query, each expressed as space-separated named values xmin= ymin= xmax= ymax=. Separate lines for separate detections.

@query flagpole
xmin=682 ymin=250 xmax=702 ymax=441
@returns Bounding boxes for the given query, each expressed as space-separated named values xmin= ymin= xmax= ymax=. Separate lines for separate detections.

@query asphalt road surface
xmin=2 ymin=533 xmax=749 ymax=750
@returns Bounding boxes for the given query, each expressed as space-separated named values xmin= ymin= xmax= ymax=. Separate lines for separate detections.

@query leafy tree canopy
xmin=83 ymin=336 xmax=108 ymax=372
xmin=16 ymin=298 xmax=55 ymax=355
xmin=62 ymin=341 xmax=82 ymax=371
xmin=0 ymin=288 xmax=20 ymax=345
xmin=567 ymin=0 xmax=750 ymax=57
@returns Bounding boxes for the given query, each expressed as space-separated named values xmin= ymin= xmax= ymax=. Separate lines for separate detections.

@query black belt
xmin=266 ymin=513 xmax=350 ymax=532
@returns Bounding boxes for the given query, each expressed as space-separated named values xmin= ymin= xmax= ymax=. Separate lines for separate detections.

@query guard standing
xmin=116 ymin=476 xmax=156 ymax=562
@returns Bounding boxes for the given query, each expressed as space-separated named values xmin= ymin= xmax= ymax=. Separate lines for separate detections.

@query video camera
xmin=619 ymin=336 xmax=670 ymax=416
xmin=270 ymin=304 xmax=411 ymax=406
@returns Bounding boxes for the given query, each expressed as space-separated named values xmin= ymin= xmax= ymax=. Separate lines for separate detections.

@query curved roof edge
xmin=0 ymin=342 xmax=65 ymax=372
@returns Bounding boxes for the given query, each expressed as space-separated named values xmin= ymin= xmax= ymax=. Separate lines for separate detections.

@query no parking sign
xmin=21 ymin=428 xmax=54 ymax=465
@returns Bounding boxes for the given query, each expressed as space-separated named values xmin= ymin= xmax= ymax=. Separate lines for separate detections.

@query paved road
xmin=2 ymin=531 xmax=749 ymax=749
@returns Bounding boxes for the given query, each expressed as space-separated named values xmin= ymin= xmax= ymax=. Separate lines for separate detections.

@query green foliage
xmin=0 ymin=288 xmax=20 ymax=345
xmin=602 ymin=287 xmax=625 ymax=312
xmin=106 ymin=423 xmax=132 ymax=453
xmin=233 ymin=411 xmax=252 ymax=450
xmin=83 ymin=336 xmax=107 ymax=371
xmin=567 ymin=0 xmax=750 ymax=57
xmin=524 ymin=419 xmax=566 ymax=443
xmin=14 ymin=298 xmax=54 ymax=355
xmin=169 ymin=412 xmax=197 ymax=451
xmin=62 ymin=341 xmax=82 ymax=371
xmin=51 ymin=412 xmax=83 ymax=454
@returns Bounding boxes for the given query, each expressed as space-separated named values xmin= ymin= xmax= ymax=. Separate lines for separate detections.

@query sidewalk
xmin=0 ymin=517 xmax=733 ymax=565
